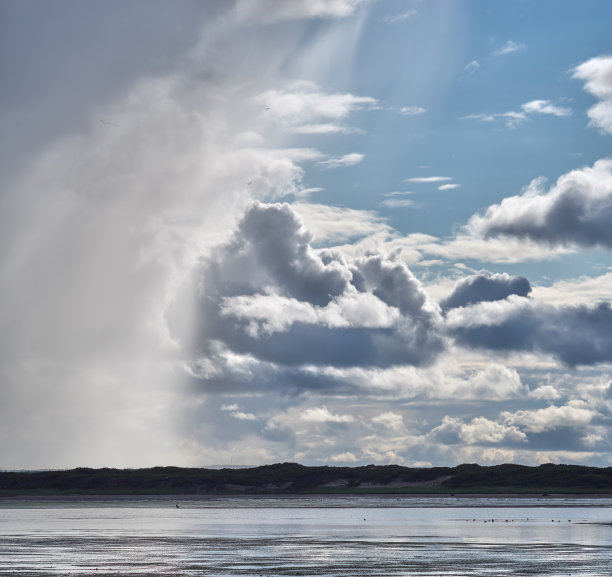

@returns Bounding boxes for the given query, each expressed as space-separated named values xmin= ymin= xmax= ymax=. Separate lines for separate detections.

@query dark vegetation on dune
xmin=1 ymin=462 xmax=611 ymax=496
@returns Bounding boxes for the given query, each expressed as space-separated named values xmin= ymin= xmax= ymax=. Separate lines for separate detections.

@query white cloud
xmin=330 ymin=451 xmax=358 ymax=462
xmin=438 ymin=183 xmax=460 ymax=191
xmin=291 ymin=123 xmax=362 ymax=134
xmin=380 ymin=198 xmax=414 ymax=208
xmin=468 ymin=158 xmax=612 ymax=250
xmin=383 ymin=9 xmax=417 ymax=24
xmin=465 ymin=60 xmax=479 ymax=73
xmin=405 ymin=176 xmax=452 ymax=183
xmin=231 ymin=410 xmax=258 ymax=420
xmin=493 ymin=40 xmax=526 ymax=56
xmin=371 ymin=412 xmax=407 ymax=432
xmin=572 ymin=55 xmax=612 ymax=134
xmin=400 ymin=106 xmax=426 ymax=115
xmin=502 ymin=401 xmax=596 ymax=433
xmin=318 ymin=152 xmax=364 ymax=168
xmin=413 ymin=233 xmax=573 ymax=264
xmin=531 ymin=272 xmax=612 ymax=307
xmin=234 ymin=0 xmax=370 ymax=23
xmin=259 ymin=81 xmax=376 ymax=134
xmin=293 ymin=202 xmax=392 ymax=244
xmin=428 ymin=415 xmax=526 ymax=444
xmin=528 ymin=385 xmax=561 ymax=401
xmin=521 ymin=99 xmax=572 ymax=117
xmin=301 ymin=406 xmax=355 ymax=423
xmin=464 ymin=100 xmax=570 ymax=128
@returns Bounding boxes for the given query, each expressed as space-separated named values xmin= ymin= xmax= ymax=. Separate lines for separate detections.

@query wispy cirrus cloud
xmin=383 ymin=9 xmax=417 ymax=24
xmin=258 ymin=81 xmax=376 ymax=135
xmin=405 ymin=176 xmax=452 ymax=183
xmin=493 ymin=40 xmax=526 ymax=56
xmin=318 ymin=152 xmax=364 ymax=168
xmin=463 ymin=99 xmax=571 ymax=128
xmin=399 ymin=106 xmax=426 ymax=115
xmin=465 ymin=60 xmax=479 ymax=74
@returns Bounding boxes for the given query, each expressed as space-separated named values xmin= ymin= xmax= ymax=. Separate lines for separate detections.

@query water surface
xmin=1 ymin=496 xmax=610 ymax=576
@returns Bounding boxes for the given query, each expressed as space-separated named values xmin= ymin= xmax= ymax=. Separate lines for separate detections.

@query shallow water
xmin=1 ymin=496 xmax=611 ymax=576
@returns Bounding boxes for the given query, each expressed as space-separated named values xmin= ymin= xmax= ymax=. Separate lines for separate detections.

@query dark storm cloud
xmin=168 ymin=202 xmax=446 ymax=387
xmin=440 ymin=270 xmax=531 ymax=311
xmin=447 ymin=298 xmax=612 ymax=367
xmin=468 ymin=159 xmax=612 ymax=250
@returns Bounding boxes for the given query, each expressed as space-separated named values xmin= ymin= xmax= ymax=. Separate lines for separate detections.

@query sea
xmin=0 ymin=495 xmax=611 ymax=576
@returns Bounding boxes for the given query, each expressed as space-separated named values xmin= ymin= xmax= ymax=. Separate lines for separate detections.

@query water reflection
xmin=0 ymin=496 xmax=611 ymax=576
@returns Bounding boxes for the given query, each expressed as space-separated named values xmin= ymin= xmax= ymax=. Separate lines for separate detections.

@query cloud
xmin=438 ymin=183 xmax=460 ymax=191
xmin=259 ymin=81 xmax=376 ymax=134
xmin=501 ymin=401 xmax=596 ymax=433
xmin=371 ymin=412 xmax=407 ymax=432
xmin=300 ymin=406 xmax=355 ymax=423
xmin=572 ymin=55 xmax=612 ymax=134
xmin=169 ymin=202 xmax=446 ymax=386
xmin=234 ymin=0 xmax=370 ymax=23
xmin=291 ymin=123 xmax=362 ymax=134
xmin=462 ymin=111 xmax=527 ymax=128
xmin=380 ymin=198 xmax=414 ymax=208
xmin=465 ymin=60 xmax=479 ymax=73
xmin=440 ymin=270 xmax=532 ymax=310
xmin=292 ymin=202 xmax=392 ymax=244
xmin=468 ymin=159 xmax=612 ymax=250
xmin=464 ymin=100 xmax=571 ymax=128
xmin=528 ymin=385 xmax=561 ymax=401
xmin=428 ymin=416 xmax=526 ymax=445
xmin=318 ymin=152 xmax=364 ymax=168
xmin=531 ymin=272 xmax=612 ymax=307
xmin=405 ymin=176 xmax=452 ymax=183
xmin=399 ymin=106 xmax=426 ymax=115
xmin=383 ymin=9 xmax=418 ymax=24
xmin=446 ymin=296 xmax=612 ymax=366
xmin=493 ymin=40 xmax=525 ymax=56
xmin=521 ymin=99 xmax=572 ymax=117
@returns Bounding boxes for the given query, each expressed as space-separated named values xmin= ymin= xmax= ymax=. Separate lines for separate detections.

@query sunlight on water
xmin=1 ymin=496 xmax=611 ymax=576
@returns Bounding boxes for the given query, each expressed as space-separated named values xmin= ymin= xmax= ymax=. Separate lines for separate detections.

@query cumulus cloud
xmin=501 ymin=401 xmax=596 ymax=433
xmin=169 ymin=202 xmax=445 ymax=388
xmin=572 ymin=55 xmax=612 ymax=134
xmin=301 ymin=406 xmax=355 ymax=423
xmin=440 ymin=270 xmax=531 ymax=310
xmin=468 ymin=159 xmax=612 ymax=250
xmin=446 ymin=296 xmax=612 ymax=366
xmin=428 ymin=415 xmax=526 ymax=445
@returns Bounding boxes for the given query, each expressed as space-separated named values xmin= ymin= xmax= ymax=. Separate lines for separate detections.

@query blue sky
xmin=1 ymin=0 xmax=612 ymax=469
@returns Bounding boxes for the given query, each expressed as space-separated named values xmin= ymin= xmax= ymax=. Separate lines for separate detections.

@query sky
xmin=1 ymin=0 xmax=612 ymax=470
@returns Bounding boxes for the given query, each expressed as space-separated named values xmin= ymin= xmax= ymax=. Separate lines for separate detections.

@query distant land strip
xmin=1 ymin=462 xmax=611 ymax=496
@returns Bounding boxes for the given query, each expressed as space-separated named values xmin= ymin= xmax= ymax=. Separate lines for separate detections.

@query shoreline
xmin=3 ymin=492 xmax=612 ymax=502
